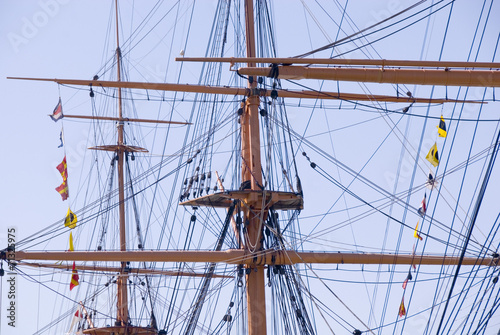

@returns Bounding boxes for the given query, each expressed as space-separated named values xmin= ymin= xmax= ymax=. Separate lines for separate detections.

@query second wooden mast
xmin=115 ymin=0 xmax=129 ymax=326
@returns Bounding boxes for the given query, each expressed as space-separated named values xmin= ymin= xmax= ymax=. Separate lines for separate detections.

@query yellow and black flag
xmin=65 ymin=208 xmax=77 ymax=229
xmin=437 ymin=115 xmax=447 ymax=137
xmin=426 ymin=143 xmax=439 ymax=167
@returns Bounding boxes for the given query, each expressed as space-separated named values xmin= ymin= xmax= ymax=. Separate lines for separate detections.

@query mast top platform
xmin=179 ymin=190 xmax=303 ymax=211
xmin=83 ymin=326 xmax=158 ymax=335
xmin=88 ymin=144 xmax=149 ymax=153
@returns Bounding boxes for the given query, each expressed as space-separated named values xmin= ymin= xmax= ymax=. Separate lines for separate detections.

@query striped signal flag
xmin=55 ymin=156 xmax=69 ymax=200
xmin=50 ymin=98 xmax=64 ymax=122
xmin=56 ymin=156 xmax=68 ymax=181
xmin=417 ymin=193 xmax=427 ymax=217
xmin=55 ymin=181 xmax=69 ymax=201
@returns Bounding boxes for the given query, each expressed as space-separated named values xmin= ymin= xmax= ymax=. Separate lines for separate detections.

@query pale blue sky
xmin=1 ymin=1 xmax=500 ymax=334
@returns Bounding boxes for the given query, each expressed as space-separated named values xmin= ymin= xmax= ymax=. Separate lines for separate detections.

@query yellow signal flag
xmin=69 ymin=232 xmax=74 ymax=251
xmin=414 ymin=221 xmax=423 ymax=241
xmin=64 ymin=208 xmax=77 ymax=229
xmin=437 ymin=115 xmax=447 ymax=138
xmin=426 ymin=143 xmax=439 ymax=167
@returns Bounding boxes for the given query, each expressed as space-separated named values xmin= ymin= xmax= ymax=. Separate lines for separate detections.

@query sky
xmin=1 ymin=1 xmax=500 ymax=334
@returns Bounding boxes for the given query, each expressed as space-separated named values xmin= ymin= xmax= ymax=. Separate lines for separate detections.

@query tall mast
xmin=115 ymin=0 xmax=129 ymax=326
xmin=243 ymin=1 xmax=267 ymax=334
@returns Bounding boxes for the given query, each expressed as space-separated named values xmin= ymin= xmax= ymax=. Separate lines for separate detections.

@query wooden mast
xmin=243 ymin=1 xmax=267 ymax=334
xmin=114 ymin=0 xmax=129 ymax=327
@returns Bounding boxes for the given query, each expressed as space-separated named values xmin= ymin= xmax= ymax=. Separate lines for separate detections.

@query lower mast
xmin=243 ymin=0 xmax=267 ymax=334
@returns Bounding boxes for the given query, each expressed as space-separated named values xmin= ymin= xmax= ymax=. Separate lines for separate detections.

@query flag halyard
xmin=417 ymin=193 xmax=427 ymax=217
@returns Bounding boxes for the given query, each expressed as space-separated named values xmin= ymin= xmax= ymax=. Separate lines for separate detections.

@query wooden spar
xmin=243 ymin=1 xmax=266 ymax=334
xmin=61 ymin=114 xmax=190 ymax=125
xmin=8 ymin=250 xmax=499 ymax=267
xmin=238 ymin=66 xmax=500 ymax=87
xmin=7 ymin=77 xmax=481 ymax=104
xmin=176 ymin=57 xmax=500 ymax=69
xmin=16 ymin=261 xmax=231 ymax=278
xmin=114 ymin=0 xmax=128 ymax=326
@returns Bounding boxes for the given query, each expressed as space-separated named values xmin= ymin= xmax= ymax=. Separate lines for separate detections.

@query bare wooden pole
xmin=17 ymin=261 xmax=231 ymax=278
xmin=238 ymin=65 xmax=500 ymax=87
xmin=8 ymin=77 xmax=482 ymax=104
xmin=9 ymin=250 xmax=499 ymax=267
xmin=60 ymin=114 xmax=190 ymax=125
xmin=175 ymin=57 xmax=500 ymax=69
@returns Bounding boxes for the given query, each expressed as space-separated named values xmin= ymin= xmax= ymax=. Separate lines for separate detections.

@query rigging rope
xmin=294 ymin=0 xmax=427 ymax=58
